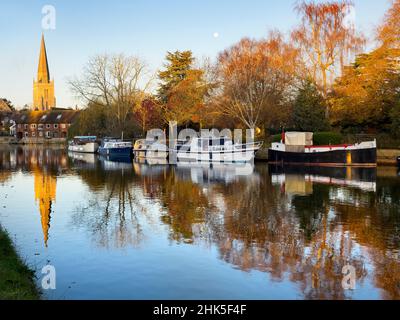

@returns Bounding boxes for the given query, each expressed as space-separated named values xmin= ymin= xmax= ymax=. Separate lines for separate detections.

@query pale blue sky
xmin=0 ymin=0 xmax=391 ymax=108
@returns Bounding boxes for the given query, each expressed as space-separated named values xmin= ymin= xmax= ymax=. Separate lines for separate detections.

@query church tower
xmin=33 ymin=34 xmax=56 ymax=111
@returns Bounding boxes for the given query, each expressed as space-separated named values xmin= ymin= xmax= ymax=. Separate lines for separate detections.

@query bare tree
xmin=69 ymin=53 xmax=154 ymax=138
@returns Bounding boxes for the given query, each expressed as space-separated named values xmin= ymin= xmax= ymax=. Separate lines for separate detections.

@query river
xmin=0 ymin=145 xmax=399 ymax=300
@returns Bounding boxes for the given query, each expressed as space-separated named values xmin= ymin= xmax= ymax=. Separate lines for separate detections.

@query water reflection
xmin=70 ymin=156 xmax=144 ymax=249
xmin=0 ymin=146 xmax=399 ymax=299
xmin=0 ymin=146 xmax=67 ymax=247
xmin=34 ymin=167 xmax=56 ymax=247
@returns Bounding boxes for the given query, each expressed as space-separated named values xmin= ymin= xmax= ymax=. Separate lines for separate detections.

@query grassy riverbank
xmin=0 ymin=227 xmax=40 ymax=300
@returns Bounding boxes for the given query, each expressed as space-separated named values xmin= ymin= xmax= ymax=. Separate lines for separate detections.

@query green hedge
xmin=313 ymin=132 xmax=343 ymax=145
xmin=271 ymin=134 xmax=282 ymax=143
xmin=269 ymin=132 xmax=343 ymax=146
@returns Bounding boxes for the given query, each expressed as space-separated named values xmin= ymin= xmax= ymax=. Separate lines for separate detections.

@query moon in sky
xmin=213 ymin=32 xmax=219 ymax=38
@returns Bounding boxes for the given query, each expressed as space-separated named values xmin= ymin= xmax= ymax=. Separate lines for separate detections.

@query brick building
xmin=14 ymin=110 xmax=79 ymax=141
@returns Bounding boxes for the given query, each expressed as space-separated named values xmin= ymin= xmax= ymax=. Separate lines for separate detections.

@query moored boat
xmin=133 ymin=139 xmax=168 ymax=159
xmin=175 ymin=135 xmax=263 ymax=163
xmin=98 ymin=138 xmax=133 ymax=157
xmin=268 ymin=132 xmax=377 ymax=167
xmin=68 ymin=136 xmax=99 ymax=153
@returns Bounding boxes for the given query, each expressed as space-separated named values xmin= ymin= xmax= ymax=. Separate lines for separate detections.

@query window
xmin=38 ymin=124 xmax=44 ymax=130
xmin=39 ymin=131 xmax=43 ymax=137
xmin=46 ymin=131 xmax=51 ymax=138
xmin=24 ymin=132 xmax=28 ymax=137
xmin=31 ymin=124 xmax=36 ymax=129
xmin=46 ymin=124 xmax=51 ymax=129
xmin=18 ymin=124 xmax=21 ymax=128
xmin=32 ymin=132 xmax=36 ymax=137
xmin=24 ymin=124 xmax=28 ymax=129
xmin=61 ymin=124 xmax=66 ymax=129
xmin=53 ymin=132 xmax=58 ymax=138
xmin=54 ymin=124 xmax=58 ymax=129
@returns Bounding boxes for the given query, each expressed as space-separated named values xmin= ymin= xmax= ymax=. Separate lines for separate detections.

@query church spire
xmin=37 ymin=34 xmax=50 ymax=83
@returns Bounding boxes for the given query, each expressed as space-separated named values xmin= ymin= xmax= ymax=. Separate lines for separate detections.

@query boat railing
xmin=232 ymin=141 xmax=264 ymax=151
xmin=170 ymin=139 xmax=263 ymax=152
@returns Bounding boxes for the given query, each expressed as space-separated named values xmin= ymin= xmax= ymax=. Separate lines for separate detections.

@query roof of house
xmin=13 ymin=110 xmax=80 ymax=124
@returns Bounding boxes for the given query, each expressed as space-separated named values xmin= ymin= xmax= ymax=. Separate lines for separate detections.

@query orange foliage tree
xmin=292 ymin=1 xmax=365 ymax=98
xmin=378 ymin=0 xmax=400 ymax=48
xmin=215 ymin=32 xmax=301 ymax=130
xmin=162 ymin=69 xmax=209 ymax=126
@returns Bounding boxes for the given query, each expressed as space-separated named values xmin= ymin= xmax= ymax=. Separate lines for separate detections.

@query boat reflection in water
xmin=270 ymin=165 xmax=377 ymax=196
xmin=68 ymin=152 xmax=97 ymax=169
xmin=175 ymin=161 xmax=256 ymax=185
xmin=1 ymin=145 xmax=399 ymax=300
xmin=99 ymin=155 xmax=133 ymax=170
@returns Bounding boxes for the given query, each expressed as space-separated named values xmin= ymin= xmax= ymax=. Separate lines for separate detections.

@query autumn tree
xmin=163 ymin=69 xmax=209 ymax=126
xmin=69 ymin=53 xmax=153 ymax=138
xmin=378 ymin=0 xmax=400 ymax=48
xmin=0 ymin=98 xmax=14 ymax=111
xmin=157 ymin=51 xmax=194 ymax=103
xmin=293 ymin=79 xmax=329 ymax=132
xmin=158 ymin=51 xmax=209 ymax=126
xmin=215 ymin=33 xmax=301 ymax=130
xmin=68 ymin=102 xmax=109 ymax=138
xmin=133 ymin=97 xmax=163 ymax=135
xmin=292 ymin=1 xmax=365 ymax=98
xmin=330 ymin=48 xmax=400 ymax=131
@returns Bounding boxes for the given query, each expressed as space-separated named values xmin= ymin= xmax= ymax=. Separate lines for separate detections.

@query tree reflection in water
xmin=71 ymin=159 xmax=145 ymax=249
xmin=66 ymin=154 xmax=400 ymax=299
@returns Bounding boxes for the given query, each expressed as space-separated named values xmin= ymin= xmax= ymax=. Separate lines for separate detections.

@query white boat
xmin=133 ymin=139 xmax=168 ymax=159
xmin=68 ymin=136 xmax=99 ymax=153
xmin=98 ymin=138 xmax=133 ymax=157
xmin=175 ymin=136 xmax=263 ymax=163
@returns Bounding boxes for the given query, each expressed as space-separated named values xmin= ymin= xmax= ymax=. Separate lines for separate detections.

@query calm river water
xmin=0 ymin=145 xmax=399 ymax=300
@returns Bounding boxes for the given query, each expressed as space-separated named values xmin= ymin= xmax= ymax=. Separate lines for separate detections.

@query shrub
xmin=313 ymin=132 xmax=344 ymax=145
xmin=271 ymin=134 xmax=282 ymax=143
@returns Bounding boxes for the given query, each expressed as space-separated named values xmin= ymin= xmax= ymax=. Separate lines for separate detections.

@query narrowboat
xmin=268 ymin=132 xmax=377 ymax=167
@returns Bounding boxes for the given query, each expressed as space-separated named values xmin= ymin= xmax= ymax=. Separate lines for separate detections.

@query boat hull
xmin=177 ymin=149 xmax=258 ymax=163
xmin=133 ymin=150 xmax=168 ymax=159
xmin=68 ymin=142 xmax=99 ymax=154
xmin=98 ymin=147 xmax=133 ymax=157
xmin=268 ymin=147 xmax=377 ymax=167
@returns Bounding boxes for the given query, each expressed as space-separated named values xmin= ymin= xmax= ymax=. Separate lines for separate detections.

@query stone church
xmin=33 ymin=34 xmax=56 ymax=111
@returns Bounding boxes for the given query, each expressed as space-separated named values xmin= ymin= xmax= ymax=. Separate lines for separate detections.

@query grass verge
xmin=0 ymin=226 xmax=40 ymax=300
